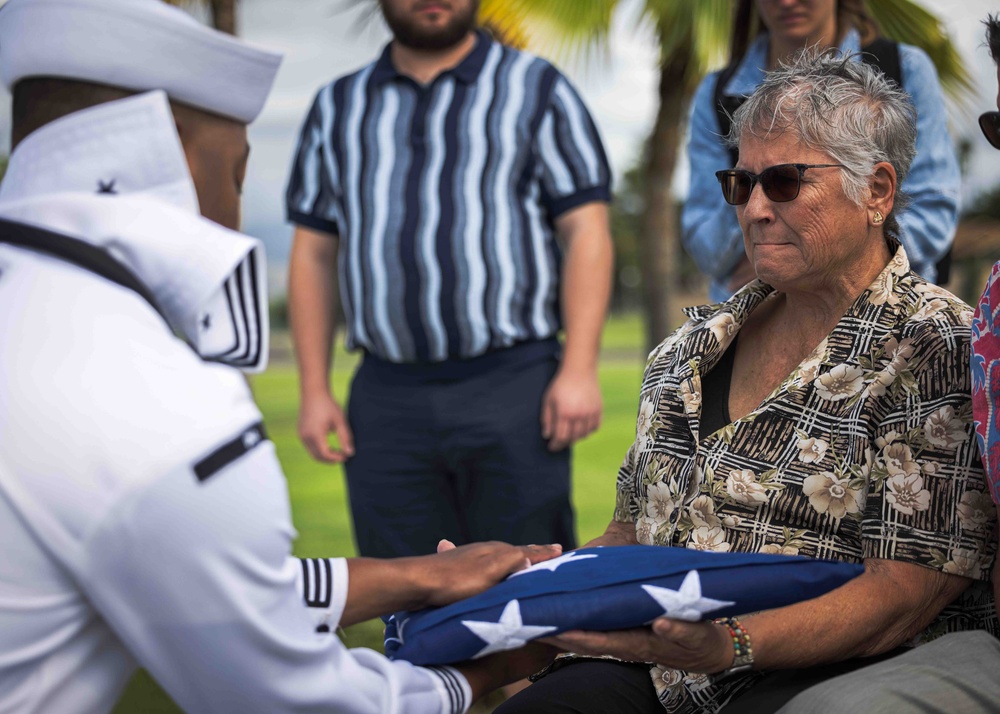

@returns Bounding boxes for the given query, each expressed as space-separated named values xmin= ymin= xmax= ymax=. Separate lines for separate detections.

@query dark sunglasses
xmin=981 ymin=112 xmax=1000 ymax=150
xmin=715 ymin=163 xmax=847 ymax=206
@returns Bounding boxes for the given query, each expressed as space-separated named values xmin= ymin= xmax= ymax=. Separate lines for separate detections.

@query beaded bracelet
xmin=713 ymin=616 xmax=754 ymax=680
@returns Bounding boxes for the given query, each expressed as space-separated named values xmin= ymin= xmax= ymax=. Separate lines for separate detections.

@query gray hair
xmin=729 ymin=48 xmax=917 ymax=227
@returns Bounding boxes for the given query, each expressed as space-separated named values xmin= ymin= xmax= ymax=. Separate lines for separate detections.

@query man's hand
xmin=541 ymin=367 xmax=602 ymax=451
xmin=418 ymin=541 xmax=563 ymax=608
xmin=288 ymin=226 xmax=347 ymax=464
xmin=544 ymin=618 xmax=733 ymax=675
xmin=298 ymin=391 xmax=354 ymax=463
xmin=341 ymin=541 xmax=563 ymax=626
xmin=548 ymin=201 xmax=611 ymax=452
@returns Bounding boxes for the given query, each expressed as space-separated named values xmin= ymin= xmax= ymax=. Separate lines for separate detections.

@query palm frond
xmin=480 ymin=0 xmax=620 ymax=65
xmin=688 ymin=0 xmax=733 ymax=75
xmin=868 ymin=0 xmax=974 ymax=106
xmin=645 ymin=0 xmax=731 ymax=79
xmin=494 ymin=0 xmax=971 ymax=107
xmin=479 ymin=0 xmax=531 ymax=50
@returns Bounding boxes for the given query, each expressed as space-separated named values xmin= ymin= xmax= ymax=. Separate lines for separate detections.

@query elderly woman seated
xmin=497 ymin=49 xmax=997 ymax=714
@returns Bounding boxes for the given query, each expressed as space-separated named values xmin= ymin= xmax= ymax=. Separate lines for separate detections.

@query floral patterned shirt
xmin=614 ymin=245 xmax=998 ymax=713
xmin=971 ymin=260 xmax=1000 ymax=504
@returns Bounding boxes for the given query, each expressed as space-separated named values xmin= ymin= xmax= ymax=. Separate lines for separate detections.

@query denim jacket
xmin=682 ymin=29 xmax=961 ymax=303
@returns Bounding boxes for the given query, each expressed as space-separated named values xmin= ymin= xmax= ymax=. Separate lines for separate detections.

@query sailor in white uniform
xmin=0 ymin=1 xmax=559 ymax=712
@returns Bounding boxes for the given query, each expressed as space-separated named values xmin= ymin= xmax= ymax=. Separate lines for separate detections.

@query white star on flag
xmin=462 ymin=599 xmax=558 ymax=658
xmin=508 ymin=551 xmax=598 ymax=578
xmin=641 ymin=570 xmax=734 ymax=622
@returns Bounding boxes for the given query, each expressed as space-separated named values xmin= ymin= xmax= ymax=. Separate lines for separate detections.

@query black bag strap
xmin=0 ymin=217 xmax=171 ymax=325
xmin=712 ymin=38 xmax=903 ymax=169
xmin=713 ymin=63 xmax=745 ymax=169
xmin=858 ymin=39 xmax=952 ymax=283
xmin=859 ymin=37 xmax=902 ymax=87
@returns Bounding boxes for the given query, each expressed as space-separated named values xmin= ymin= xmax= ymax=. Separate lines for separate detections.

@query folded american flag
xmin=385 ymin=546 xmax=863 ymax=665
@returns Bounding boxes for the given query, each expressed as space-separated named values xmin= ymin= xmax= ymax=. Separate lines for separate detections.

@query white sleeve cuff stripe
xmin=426 ymin=666 xmax=470 ymax=714
xmin=206 ymin=253 xmax=263 ymax=368
xmin=299 ymin=557 xmax=333 ymax=608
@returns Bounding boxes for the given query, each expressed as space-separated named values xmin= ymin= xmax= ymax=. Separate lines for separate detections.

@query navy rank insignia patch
xmin=194 ymin=422 xmax=268 ymax=482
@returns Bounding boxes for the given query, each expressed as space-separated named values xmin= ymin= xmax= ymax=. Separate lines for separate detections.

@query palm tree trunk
xmin=209 ymin=0 xmax=237 ymax=34
xmin=638 ymin=48 xmax=693 ymax=353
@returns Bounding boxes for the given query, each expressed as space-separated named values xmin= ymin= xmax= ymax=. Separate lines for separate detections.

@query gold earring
xmin=873 ymin=211 xmax=884 ymax=225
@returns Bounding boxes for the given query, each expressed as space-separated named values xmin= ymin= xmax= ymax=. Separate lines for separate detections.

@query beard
xmin=382 ymin=0 xmax=479 ymax=52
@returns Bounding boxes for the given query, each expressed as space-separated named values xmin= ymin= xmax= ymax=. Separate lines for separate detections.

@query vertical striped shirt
xmin=286 ymin=31 xmax=611 ymax=364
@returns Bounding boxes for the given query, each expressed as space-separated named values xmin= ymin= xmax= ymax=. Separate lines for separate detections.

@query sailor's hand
xmin=341 ymin=541 xmax=561 ymax=627
xmin=456 ymin=642 xmax=561 ymax=704
xmin=418 ymin=540 xmax=563 ymax=608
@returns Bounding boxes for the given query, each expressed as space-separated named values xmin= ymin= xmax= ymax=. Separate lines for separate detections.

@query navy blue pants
xmin=344 ymin=340 xmax=576 ymax=558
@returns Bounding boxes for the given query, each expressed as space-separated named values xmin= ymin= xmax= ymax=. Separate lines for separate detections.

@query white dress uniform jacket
xmin=0 ymin=92 xmax=470 ymax=714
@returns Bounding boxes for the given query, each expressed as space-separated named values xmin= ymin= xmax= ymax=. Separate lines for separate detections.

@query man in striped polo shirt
xmin=286 ymin=0 xmax=613 ymax=559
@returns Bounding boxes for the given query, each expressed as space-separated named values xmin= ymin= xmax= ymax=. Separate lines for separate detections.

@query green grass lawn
xmin=113 ymin=314 xmax=645 ymax=712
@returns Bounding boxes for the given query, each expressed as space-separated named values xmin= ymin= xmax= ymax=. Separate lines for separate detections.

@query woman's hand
xmin=544 ymin=618 xmax=734 ymax=675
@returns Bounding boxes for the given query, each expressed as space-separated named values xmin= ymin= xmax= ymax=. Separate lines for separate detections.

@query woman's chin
xmin=753 ymin=263 xmax=796 ymax=288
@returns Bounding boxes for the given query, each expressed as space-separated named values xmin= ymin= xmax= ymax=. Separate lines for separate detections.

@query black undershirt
xmin=699 ymin=333 xmax=738 ymax=438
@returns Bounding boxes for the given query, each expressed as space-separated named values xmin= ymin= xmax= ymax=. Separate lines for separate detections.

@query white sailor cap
xmin=0 ymin=0 xmax=282 ymax=123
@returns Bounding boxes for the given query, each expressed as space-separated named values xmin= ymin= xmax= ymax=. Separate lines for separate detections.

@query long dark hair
xmin=728 ymin=0 xmax=882 ymax=67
